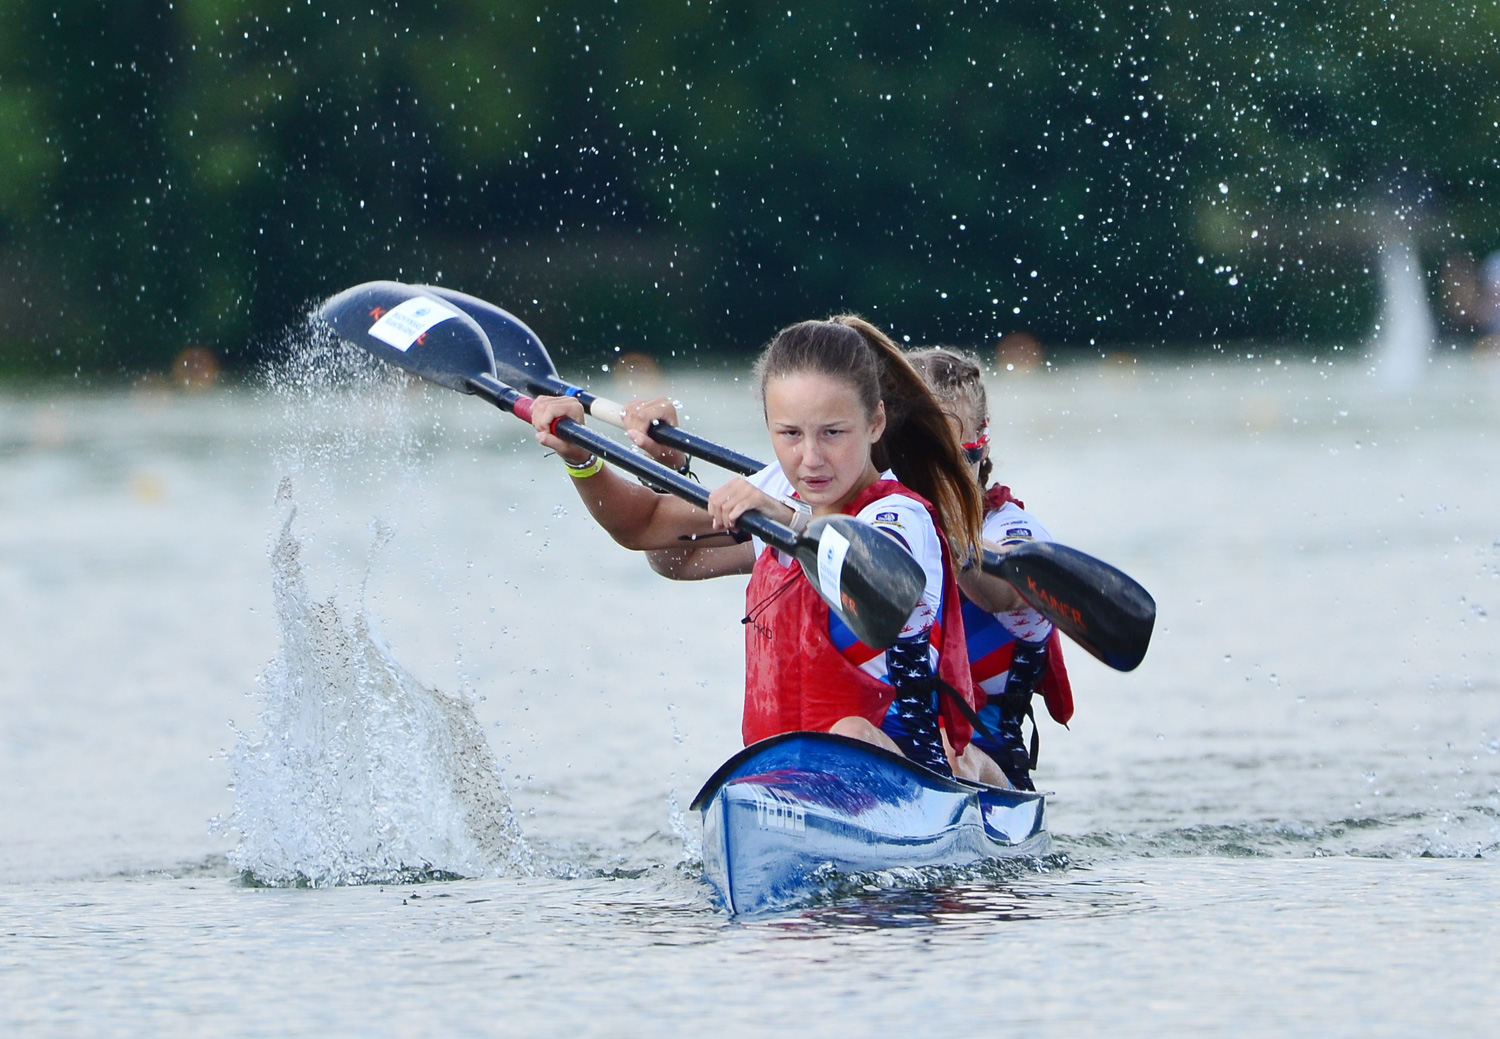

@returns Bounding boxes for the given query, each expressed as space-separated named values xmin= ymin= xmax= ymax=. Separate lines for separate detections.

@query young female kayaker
xmin=527 ymin=316 xmax=986 ymax=777
xmin=906 ymin=347 xmax=1073 ymax=791
xmin=624 ymin=347 xmax=1071 ymax=790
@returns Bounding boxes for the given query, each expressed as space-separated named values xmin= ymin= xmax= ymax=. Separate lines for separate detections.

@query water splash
xmin=219 ymin=501 xmax=532 ymax=886
xmin=666 ymin=787 xmax=702 ymax=864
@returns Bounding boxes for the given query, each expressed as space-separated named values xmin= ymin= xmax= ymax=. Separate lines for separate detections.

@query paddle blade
xmin=993 ymin=541 xmax=1156 ymax=671
xmin=317 ymin=281 xmax=497 ymax=393
xmin=796 ymin=515 xmax=926 ymax=651
xmin=412 ymin=285 xmax=560 ymax=385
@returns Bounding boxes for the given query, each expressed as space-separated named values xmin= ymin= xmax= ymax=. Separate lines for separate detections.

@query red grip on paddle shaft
xmin=509 ymin=393 xmax=570 ymax=438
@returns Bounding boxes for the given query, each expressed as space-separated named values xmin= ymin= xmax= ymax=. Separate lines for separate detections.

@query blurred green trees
xmin=2 ymin=0 xmax=1497 ymax=375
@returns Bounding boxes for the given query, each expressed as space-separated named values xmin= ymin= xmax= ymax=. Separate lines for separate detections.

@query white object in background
xmin=1369 ymin=236 xmax=1434 ymax=387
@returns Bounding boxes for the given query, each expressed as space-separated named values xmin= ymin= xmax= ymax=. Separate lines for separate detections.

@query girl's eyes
xmin=777 ymin=427 xmax=846 ymax=439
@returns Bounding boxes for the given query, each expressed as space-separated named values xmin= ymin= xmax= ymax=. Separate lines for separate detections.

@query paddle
xmin=318 ymin=280 xmax=1155 ymax=669
xmin=981 ymin=542 xmax=1155 ymax=672
xmin=411 ymin=284 xmax=764 ymax=477
xmin=316 ymin=281 xmax=927 ymax=651
xmin=476 ymin=333 xmax=1156 ymax=668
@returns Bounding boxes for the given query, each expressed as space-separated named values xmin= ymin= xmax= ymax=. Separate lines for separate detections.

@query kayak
xmin=690 ymin=731 xmax=1050 ymax=915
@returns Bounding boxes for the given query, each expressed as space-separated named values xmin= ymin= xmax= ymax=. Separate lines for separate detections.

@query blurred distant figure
xmin=611 ymin=351 xmax=665 ymax=395
xmin=1441 ymin=252 xmax=1480 ymax=328
xmin=173 ymin=347 xmax=220 ymax=391
xmin=1440 ymin=249 xmax=1500 ymax=351
xmin=995 ymin=331 xmax=1043 ymax=373
xmin=1479 ymin=251 xmax=1500 ymax=345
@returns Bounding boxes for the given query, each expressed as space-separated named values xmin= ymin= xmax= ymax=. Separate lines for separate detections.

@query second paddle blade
xmin=797 ymin=515 xmax=926 ymax=651
xmin=412 ymin=285 xmax=560 ymax=385
xmin=317 ymin=281 xmax=497 ymax=393
xmin=996 ymin=541 xmax=1156 ymax=671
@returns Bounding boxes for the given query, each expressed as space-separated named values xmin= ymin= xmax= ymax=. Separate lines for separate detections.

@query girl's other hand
xmin=623 ymin=397 xmax=688 ymax=470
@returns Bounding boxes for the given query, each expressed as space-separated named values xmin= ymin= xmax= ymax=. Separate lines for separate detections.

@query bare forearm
xmin=567 ymin=465 xmax=715 ymax=550
xmin=646 ymin=543 xmax=755 ymax=579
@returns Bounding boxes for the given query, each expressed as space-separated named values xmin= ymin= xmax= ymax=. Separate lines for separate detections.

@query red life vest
xmin=740 ymin=479 xmax=981 ymax=750
xmin=982 ymin=484 xmax=1074 ymax=726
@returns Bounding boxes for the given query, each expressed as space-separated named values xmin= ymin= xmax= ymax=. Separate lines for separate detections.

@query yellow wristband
xmin=563 ymin=454 xmax=604 ymax=479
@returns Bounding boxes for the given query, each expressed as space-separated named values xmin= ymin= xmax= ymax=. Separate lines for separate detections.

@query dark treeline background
xmin=2 ymin=0 xmax=1497 ymax=376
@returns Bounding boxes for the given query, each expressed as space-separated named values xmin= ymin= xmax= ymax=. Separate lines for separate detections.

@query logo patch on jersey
xmin=874 ymin=511 xmax=901 ymax=525
xmin=1005 ymin=527 xmax=1033 ymax=538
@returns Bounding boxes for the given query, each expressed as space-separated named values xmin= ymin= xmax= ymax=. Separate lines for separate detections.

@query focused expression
xmin=763 ymin=373 xmax=885 ymax=513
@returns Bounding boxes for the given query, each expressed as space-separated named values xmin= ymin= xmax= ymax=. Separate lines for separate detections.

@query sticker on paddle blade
xmin=814 ymin=524 xmax=852 ymax=611
xmin=368 ymin=297 xmax=461 ymax=351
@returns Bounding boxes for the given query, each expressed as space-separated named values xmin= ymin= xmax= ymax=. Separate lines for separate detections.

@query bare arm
xmin=527 ymin=394 xmax=713 ymax=549
xmin=647 ymin=542 xmax=756 ymax=580
xmin=955 ymin=538 xmax=1029 ymax=613
xmin=623 ymin=396 xmax=759 ymax=579
xmin=529 ymin=395 xmax=778 ymax=573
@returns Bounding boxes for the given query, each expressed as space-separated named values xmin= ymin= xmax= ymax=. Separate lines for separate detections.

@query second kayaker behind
xmin=905 ymin=347 xmax=1074 ymax=791
xmin=527 ymin=315 xmax=1006 ymax=782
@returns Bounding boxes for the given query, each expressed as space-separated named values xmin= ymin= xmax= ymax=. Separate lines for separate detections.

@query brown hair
xmin=907 ymin=346 xmax=994 ymax=488
xmin=754 ymin=315 xmax=984 ymax=556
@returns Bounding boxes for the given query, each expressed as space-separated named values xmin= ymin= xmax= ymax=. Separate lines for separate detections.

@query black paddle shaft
xmin=469 ymin=373 xmax=799 ymax=559
xmin=514 ymin=369 xmax=763 ymax=477
xmin=317 ymin=281 xmax=926 ymax=650
xmin=467 ymin=372 xmax=925 ymax=651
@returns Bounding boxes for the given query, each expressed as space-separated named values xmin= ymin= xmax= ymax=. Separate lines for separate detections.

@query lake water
xmin=1 ymin=345 xmax=1497 ymax=1035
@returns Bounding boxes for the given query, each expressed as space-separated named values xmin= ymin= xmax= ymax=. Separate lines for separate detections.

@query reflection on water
xmin=763 ymin=871 xmax=1148 ymax=933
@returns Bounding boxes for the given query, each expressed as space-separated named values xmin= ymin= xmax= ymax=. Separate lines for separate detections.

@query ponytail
xmin=754 ymin=315 xmax=984 ymax=557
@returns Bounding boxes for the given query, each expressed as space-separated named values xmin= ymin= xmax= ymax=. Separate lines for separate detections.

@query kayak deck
xmin=690 ymin=731 xmax=1050 ymax=915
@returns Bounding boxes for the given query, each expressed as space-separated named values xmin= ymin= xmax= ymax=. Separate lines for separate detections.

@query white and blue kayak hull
xmin=691 ymin=732 xmax=1049 ymax=915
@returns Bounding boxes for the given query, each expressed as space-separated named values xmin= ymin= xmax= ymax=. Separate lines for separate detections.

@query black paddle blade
xmin=795 ymin=515 xmax=927 ymax=651
xmin=994 ymin=541 xmax=1156 ymax=671
xmin=317 ymin=281 xmax=497 ymax=392
xmin=412 ymin=285 xmax=560 ymax=385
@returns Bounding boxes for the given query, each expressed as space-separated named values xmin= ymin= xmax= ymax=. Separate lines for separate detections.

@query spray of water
xmin=216 ymin=317 xmax=533 ymax=885
xmin=220 ymin=498 xmax=532 ymax=885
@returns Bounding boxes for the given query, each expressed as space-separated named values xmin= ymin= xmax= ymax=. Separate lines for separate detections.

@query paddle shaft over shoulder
xmin=416 ymin=285 xmax=763 ymax=476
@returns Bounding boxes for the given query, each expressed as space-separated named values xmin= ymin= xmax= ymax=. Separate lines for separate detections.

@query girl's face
xmin=763 ymin=372 xmax=885 ymax=512
xmin=944 ymin=404 xmax=989 ymax=485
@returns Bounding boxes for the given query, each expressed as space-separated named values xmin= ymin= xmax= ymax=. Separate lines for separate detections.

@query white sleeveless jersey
xmin=746 ymin=465 xmax=944 ymax=679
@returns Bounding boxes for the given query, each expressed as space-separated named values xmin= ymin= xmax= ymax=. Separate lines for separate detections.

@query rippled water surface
xmin=2 ymin=350 xmax=1497 ymax=1035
